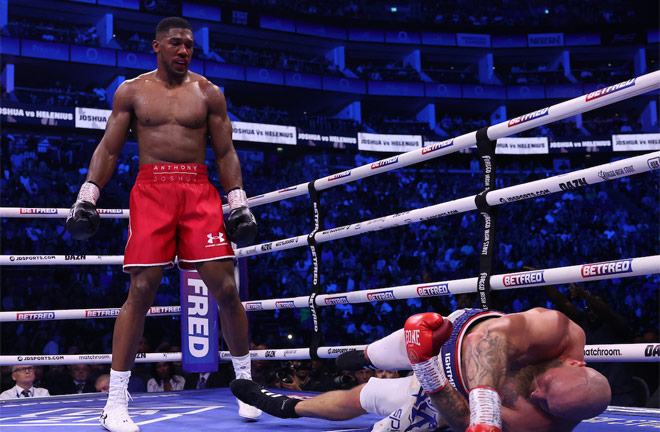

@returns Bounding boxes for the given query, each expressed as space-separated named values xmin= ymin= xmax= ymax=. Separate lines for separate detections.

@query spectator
xmin=277 ymin=361 xmax=325 ymax=392
xmin=353 ymin=369 xmax=375 ymax=385
xmin=0 ymin=365 xmax=50 ymax=399
xmin=95 ymin=374 xmax=110 ymax=393
xmin=375 ymin=369 xmax=401 ymax=379
xmin=147 ymin=362 xmax=185 ymax=392
xmin=48 ymin=364 xmax=96 ymax=395
xmin=183 ymin=366 xmax=231 ymax=391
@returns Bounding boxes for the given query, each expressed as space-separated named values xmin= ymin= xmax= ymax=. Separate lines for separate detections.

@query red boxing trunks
xmin=123 ymin=163 xmax=233 ymax=271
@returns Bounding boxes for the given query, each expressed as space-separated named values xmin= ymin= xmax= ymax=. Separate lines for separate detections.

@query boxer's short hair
xmin=156 ymin=17 xmax=192 ymax=39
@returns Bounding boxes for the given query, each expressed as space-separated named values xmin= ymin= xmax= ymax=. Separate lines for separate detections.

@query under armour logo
xmin=207 ymin=232 xmax=225 ymax=244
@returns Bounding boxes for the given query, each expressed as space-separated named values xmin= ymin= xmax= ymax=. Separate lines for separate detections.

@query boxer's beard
xmin=516 ymin=359 xmax=562 ymax=403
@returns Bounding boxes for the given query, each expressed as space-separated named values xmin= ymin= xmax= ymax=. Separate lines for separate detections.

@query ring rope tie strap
xmin=307 ymin=180 xmax=323 ymax=360
xmin=474 ymin=128 xmax=498 ymax=311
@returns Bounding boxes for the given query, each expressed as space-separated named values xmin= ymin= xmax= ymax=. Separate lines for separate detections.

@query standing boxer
xmin=66 ymin=17 xmax=261 ymax=432
xmin=231 ymin=308 xmax=611 ymax=432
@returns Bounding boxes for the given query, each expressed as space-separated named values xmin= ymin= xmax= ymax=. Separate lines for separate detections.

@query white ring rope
xmin=1 ymin=151 xmax=658 ymax=265
xmin=2 ymin=255 xmax=656 ymax=322
xmin=0 ymin=343 xmax=654 ymax=365
xmin=235 ymin=151 xmax=659 ymax=259
xmin=1 ymin=71 xmax=658 ymax=220
xmin=0 ymin=74 xmax=658 ymax=368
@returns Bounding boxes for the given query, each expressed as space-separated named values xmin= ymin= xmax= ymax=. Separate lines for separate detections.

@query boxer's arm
xmin=86 ymin=81 xmax=132 ymax=188
xmin=428 ymin=386 xmax=470 ymax=432
xmin=206 ymin=81 xmax=243 ymax=192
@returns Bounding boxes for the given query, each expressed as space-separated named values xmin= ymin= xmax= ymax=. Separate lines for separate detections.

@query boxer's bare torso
xmin=110 ymin=71 xmax=222 ymax=165
xmin=459 ymin=308 xmax=585 ymax=432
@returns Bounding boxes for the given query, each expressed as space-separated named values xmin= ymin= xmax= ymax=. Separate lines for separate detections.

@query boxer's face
xmin=532 ymin=361 xmax=610 ymax=420
xmin=154 ymin=28 xmax=194 ymax=77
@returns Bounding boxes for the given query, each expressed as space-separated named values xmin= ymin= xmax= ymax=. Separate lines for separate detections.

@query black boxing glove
xmin=66 ymin=181 xmax=101 ymax=240
xmin=225 ymin=187 xmax=257 ymax=246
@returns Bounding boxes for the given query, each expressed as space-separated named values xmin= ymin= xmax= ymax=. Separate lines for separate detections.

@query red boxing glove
xmin=404 ymin=313 xmax=453 ymax=393
xmin=466 ymin=426 xmax=502 ymax=432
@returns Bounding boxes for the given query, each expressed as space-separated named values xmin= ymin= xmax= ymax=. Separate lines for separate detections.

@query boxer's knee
xmin=359 ymin=376 xmax=414 ymax=416
xmin=366 ymin=329 xmax=409 ymax=370
xmin=126 ymin=268 xmax=161 ymax=312
xmin=213 ymin=279 xmax=240 ymax=306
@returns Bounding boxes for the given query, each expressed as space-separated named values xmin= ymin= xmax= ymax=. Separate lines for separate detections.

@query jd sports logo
xmin=207 ymin=232 xmax=226 ymax=244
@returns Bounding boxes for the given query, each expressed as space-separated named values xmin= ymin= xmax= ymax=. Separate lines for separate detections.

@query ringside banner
xmin=612 ymin=133 xmax=660 ymax=152
xmin=496 ymin=137 xmax=549 ymax=154
xmin=297 ymin=128 xmax=358 ymax=149
xmin=75 ymin=107 xmax=111 ymax=130
xmin=180 ymin=270 xmax=219 ymax=372
xmin=0 ymin=102 xmax=74 ymax=127
xmin=232 ymin=121 xmax=296 ymax=145
xmin=357 ymin=132 xmax=422 ymax=152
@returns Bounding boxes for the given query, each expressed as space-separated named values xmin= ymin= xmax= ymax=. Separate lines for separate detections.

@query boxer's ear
xmin=564 ymin=358 xmax=587 ymax=367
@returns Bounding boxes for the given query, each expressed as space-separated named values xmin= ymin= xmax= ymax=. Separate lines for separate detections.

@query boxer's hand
xmin=66 ymin=181 xmax=101 ymax=240
xmin=404 ymin=312 xmax=452 ymax=393
xmin=226 ymin=187 xmax=257 ymax=246
xmin=226 ymin=206 xmax=257 ymax=246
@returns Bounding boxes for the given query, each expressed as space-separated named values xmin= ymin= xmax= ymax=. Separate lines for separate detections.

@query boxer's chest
xmin=134 ymin=83 xmax=207 ymax=129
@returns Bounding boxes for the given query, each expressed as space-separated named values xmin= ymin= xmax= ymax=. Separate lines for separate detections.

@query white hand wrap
xmin=469 ymin=386 xmax=502 ymax=428
xmin=227 ymin=188 xmax=248 ymax=210
xmin=77 ymin=181 xmax=100 ymax=205
xmin=410 ymin=356 xmax=448 ymax=394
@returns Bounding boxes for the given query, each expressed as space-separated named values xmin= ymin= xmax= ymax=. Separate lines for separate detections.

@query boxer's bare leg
xmin=295 ymin=384 xmax=368 ymax=420
xmin=195 ymin=259 xmax=249 ymax=356
xmin=112 ymin=266 xmax=164 ymax=370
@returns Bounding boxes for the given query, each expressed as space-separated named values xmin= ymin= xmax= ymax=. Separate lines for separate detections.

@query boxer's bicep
xmin=88 ymin=84 xmax=132 ymax=187
xmin=205 ymin=82 xmax=243 ymax=191
xmin=463 ymin=326 xmax=517 ymax=392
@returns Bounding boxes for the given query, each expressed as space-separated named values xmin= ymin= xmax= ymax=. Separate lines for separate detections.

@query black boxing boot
xmin=230 ymin=380 xmax=300 ymax=419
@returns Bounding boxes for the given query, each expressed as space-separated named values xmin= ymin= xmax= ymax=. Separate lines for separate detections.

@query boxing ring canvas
xmin=1 ymin=389 xmax=658 ymax=431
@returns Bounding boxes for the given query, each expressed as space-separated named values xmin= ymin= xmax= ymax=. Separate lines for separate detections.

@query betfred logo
xmin=417 ymin=284 xmax=449 ymax=296
xmin=503 ymin=271 xmax=545 ymax=287
xmin=508 ymin=107 xmax=549 ymax=127
xmin=585 ymin=79 xmax=636 ymax=102
xmin=278 ymin=186 xmax=297 ymax=193
xmin=17 ymin=312 xmax=55 ymax=320
xmin=245 ymin=302 xmax=264 ymax=311
xmin=98 ymin=209 xmax=123 ymax=214
xmin=85 ymin=309 xmax=119 ymax=318
xmin=324 ymin=296 xmax=349 ymax=305
xmin=371 ymin=156 xmax=399 ymax=170
xmin=149 ymin=306 xmax=179 ymax=314
xmin=328 ymin=171 xmax=351 ymax=181
xmin=581 ymin=259 xmax=633 ymax=278
xmin=422 ymin=139 xmax=453 ymax=155
xmin=275 ymin=300 xmax=295 ymax=309
xmin=20 ymin=208 xmax=57 ymax=214
xmin=366 ymin=290 xmax=396 ymax=301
